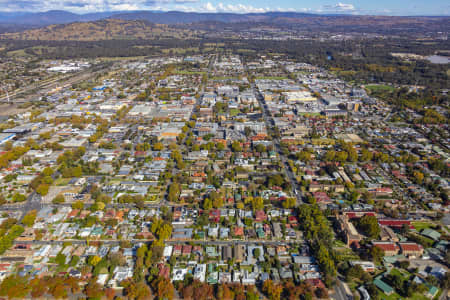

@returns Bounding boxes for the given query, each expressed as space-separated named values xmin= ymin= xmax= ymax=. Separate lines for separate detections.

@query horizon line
xmin=0 ymin=9 xmax=449 ymax=18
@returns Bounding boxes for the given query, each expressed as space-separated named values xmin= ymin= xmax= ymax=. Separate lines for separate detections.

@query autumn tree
xmin=152 ymin=277 xmax=174 ymax=300
xmin=88 ymin=255 xmax=102 ymax=267
xmin=84 ymin=280 xmax=104 ymax=299
xmin=122 ymin=279 xmax=152 ymax=300
xmin=0 ymin=275 xmax=31 ymax=298
xmin=262 ymin=280 xmax=283 ymax=300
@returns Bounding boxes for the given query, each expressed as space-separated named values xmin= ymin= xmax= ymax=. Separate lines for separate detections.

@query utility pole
xmin=1 ymin=87 xmax=10 ymax=103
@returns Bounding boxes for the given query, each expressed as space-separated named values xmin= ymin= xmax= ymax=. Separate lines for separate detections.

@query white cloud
xmin=322 ymin=2 xmax=356 ymax=12
xmin=335 ymin=3 xmax=355 ymax=11
xmin=203 ymin=2 xmax=216 ymax=12
xmin=201 ymin=2 xmax=268 ymax=14
xmin=0 ymin=0 xmax=200 ymax=13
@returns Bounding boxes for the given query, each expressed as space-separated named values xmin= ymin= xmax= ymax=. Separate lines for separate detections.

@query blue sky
xmin=0 ymin=0 xmax=449 ymax=15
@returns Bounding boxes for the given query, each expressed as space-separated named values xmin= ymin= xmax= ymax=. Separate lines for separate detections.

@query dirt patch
xmin=0 ymin=104 xmax=29 ymax=116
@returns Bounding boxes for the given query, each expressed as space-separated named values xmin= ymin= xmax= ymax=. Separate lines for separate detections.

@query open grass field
xmin=412 ymin=221 xmax=437 ymax=231
xmin=365 ymin=84 xmax=396 ymax=93
xmin=255 ymin=76 xmax=289 ymax=80
xmin=175 ymin=70 xmax=206 ymax=75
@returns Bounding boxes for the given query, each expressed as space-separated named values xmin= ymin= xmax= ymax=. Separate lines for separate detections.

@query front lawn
xmin=412 ymin=221 xmax=437 ymax=231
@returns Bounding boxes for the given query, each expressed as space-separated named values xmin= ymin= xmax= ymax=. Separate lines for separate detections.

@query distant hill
xmin=0 ymin=10 xmax=319 ymax=26
xmin=1 ymin=10 xmax=448 ymax=27
xmin=109 ymin=11 xmax=318 ymax=24
xmin=0 ymin=19 xmax=198 ymax=41
xmin=0 ymin=10 xmax=448 ymax=38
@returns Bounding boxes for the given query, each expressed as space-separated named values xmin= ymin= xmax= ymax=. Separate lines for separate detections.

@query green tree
xmin=42 ymin=167 xmax=54 ymax=177
xmin=324 ymin=150 xmax=336 ymax=161
xmin=335 ymin=151 xmax=348 ymax=163
xmin=22 ymin=210 xmax=37 ymax=227
xmin=52 ymin=194 xmax=65 ymax=204
xmin=282 ymin=197 xmax=296 ymax=209
xmin=167 ymin=182 xmax=181 ymax=203
xmin=357 ymin=215 xmax=380 ymax=239
xmin=369 ymin=246 xmax=384 ymax=264
xmin=231 ymin=141 xmax=242 ymax=152
xmin=12 ymin=193 xmax=27 ymax=202
xmin=72 ymin=200 xmax=84 ymax=210
xmin=360 ymin=149 xmax=373 ymax=162
xmin=55 ymin=252 xmax=66 ymax=267
xmin=203 ymin=198 xmax=213 ymax=210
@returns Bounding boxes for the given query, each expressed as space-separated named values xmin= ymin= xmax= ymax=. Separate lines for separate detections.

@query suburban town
xmin=0 ymin=52 xmax=448 ymax=300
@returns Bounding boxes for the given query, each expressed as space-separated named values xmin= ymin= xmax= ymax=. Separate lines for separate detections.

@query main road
xmin=246 ymin=66 xmax=303 ymax=205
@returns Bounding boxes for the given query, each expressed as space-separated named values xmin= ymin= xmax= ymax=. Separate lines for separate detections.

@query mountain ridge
xmin=0 ymin=10 xmax=448 ymax=27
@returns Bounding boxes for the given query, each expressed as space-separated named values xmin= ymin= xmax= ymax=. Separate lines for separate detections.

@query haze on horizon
xmin=0 ymin=0 xmax=449 ymax=16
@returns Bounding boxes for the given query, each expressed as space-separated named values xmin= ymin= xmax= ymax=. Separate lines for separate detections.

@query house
xmin=255 ymin=210 xmax=267 ymax=222
xmin=171 ymin=228 xmax=193 ymax=240
xmin=219 ymin=272 xmax=232 ymax=284
xmin=241 ymin=270 xmax=257 ymax=285
xmin=193 ymin=264 xmax=206 ymax=282
xmin=163 ymin=246 xmax=173 ymax=259
xmin=208 ymin=225 xmax=219 ymax=238
xmin=219 ymin=227 xmax=230 ymax=239
xmin=222 ymin=246 xmax=232 ymax=261
xmin=288 ymin=216 xmax=299 ymax=226
xmin=234 ymin=226 xmax=244 ymax=238
xmin=313 ymin=191 xmax=331 ymax=203
xmin=207 ymin=270 xmax=219 ymax=284
xmin=33 ymin=245 xmax=51 ymax=259
xmin=182 ymin=245 xmax=192 ymax=256
xmin=234 ymin=245 xmax=246 ymax=263
xmin=279 ymin=267 xmax=293 ymax=280
xmin=233 ymin=270 xmax=242 ymax=283
xmin=293 ymin=256 xmax=316 ymax=265
xmin=172 ymin=268 xmax=188 ymax=281
xmin=209 ymin=210 xmax=220 ymax=223
xmin=173 ymin=245 xmax=182 ymax=256
xmin=206 ymin=246 xmax=219 ymax=258
xmin=271 ymin=268 xmax=280 ymax=282
xmin=247 ymin=245 xmax=264 ymax=264
xmin=192 ymin=245 xmax=203 ymax=257
xmin=273 ymin=222 xmax=283 ymax=239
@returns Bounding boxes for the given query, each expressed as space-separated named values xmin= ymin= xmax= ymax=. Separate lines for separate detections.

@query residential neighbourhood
xmin=0 ymin=53 xmax=448 ymax=300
